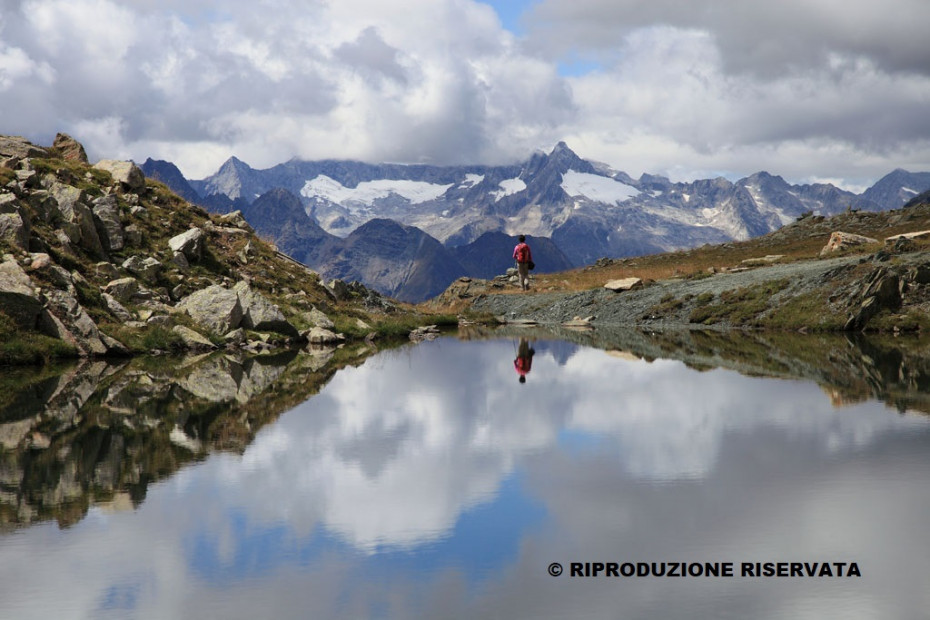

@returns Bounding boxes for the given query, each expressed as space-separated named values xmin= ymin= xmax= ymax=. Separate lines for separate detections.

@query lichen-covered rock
xmin=93 ymin=160 xmax=145 ymax=191
xmin=91 ymin=195 xmax=124 ymax=251
xmin=171 ymin=325 xmax=216 ymax=350
xmin=234 ymin=281 xmax=298 ymax=336
xmin=102 ymin=293 xmax=133 ymax=322
xmin=820 ymin=231 xmax=878 ymax=256
xmin=0 ymin=212 xmax=29 ymax=250
xmin=103 ymin=277 xmax=140 ymax=303
xmin=0 ymin=257 xmax=43 ymax=329
xmin=0 ymin=136 xmax=48 ymax=159
xmin=218 ymin=210 xmax=253 ymax=232
xmin=122 ymin=256 xmax=161 ymax=282
xmin=168 ymin=227 xmax=204 ymax=262
xmin=177 ymin=284 xmax=242 ymax=335
xmin=303 ymin=306 xmax=335 ymax=329
xmin=305 ymin=327 xmax=345 ymax=344
xmin=42 ymin=289 xmax=108 ymax=355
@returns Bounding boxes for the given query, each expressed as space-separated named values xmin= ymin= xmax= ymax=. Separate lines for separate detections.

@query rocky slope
xmin=0 ymin=134 xmax=433 ymax=365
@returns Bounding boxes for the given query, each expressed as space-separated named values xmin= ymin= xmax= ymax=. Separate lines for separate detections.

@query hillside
xmin=431 ymin=198 xmax=930 ymax=334
xmin=0 ymin=134 xmax=444 ymax=365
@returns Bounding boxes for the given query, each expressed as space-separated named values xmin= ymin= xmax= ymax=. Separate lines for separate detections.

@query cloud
xmin=0 ymin=0 xmax=926 ymax=185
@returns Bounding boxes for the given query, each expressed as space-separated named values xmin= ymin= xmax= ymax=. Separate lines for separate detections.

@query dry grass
xmin=503 ymin=205 xmax=930 ymax=295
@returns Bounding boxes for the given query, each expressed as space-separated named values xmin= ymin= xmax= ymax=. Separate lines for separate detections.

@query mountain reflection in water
xmin=1 ymin=330 xmax=930 ymax=619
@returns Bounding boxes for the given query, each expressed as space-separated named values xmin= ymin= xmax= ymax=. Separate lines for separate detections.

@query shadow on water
xmin=0 ymin=343 xmax=378 ymax=532
xmin=4 ymin=326 xmax=930 ymax=531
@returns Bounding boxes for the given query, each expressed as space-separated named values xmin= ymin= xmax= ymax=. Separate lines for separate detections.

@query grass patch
xmin=0 ymin=312 xmax=77 ymax=365
xmin=689 ymin=279 xmax=790 ymax=326
xmin=763 ymin=290 xmax=846 ymax=331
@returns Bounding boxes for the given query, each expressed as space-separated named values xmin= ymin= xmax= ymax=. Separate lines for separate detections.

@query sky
xmin=1 ymin=0 xmax=929 ymax=189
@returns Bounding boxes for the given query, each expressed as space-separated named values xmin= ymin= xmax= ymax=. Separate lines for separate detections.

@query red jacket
xmin=513 ymin=242 xmax=532 ymax=264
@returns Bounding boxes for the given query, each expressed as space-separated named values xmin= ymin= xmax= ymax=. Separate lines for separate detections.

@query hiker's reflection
xmin=514 ymin=337 xmax=535 ymax=384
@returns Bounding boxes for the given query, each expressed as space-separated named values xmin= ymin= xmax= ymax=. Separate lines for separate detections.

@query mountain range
xmin=141 ymin=144 xmax=930 ymax=302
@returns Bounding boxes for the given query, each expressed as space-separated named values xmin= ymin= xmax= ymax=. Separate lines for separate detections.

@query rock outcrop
xmin=0 ymin=134 xmax=419 ymax=364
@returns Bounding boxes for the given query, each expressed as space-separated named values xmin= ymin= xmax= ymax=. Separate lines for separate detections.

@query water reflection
xmin=1 ymin=332 xmax=930 ymax=619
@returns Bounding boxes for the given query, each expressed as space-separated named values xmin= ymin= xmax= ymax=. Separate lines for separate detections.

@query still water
xmin=2 ymin=335 xmax=930 ymax=619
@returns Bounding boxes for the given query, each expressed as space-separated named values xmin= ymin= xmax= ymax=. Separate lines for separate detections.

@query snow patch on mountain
xmin=492 ymin=178 xmax=526 ymax=201
xmin=301 ymin=175 xmax=453 ymax=208
xmin=561 ymin=170 xmax=640 ymax=204
xmin=460 ymin=174 xmax=485 ymax=188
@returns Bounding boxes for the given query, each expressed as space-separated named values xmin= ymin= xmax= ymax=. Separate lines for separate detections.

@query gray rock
xmin=43 ymin=289 xmax=108 ymax=355
xmin=0 ymin=212 xmax=29 ymax=250
xmin=93 ymin=160 xmax=145 ymax=191
xmin=103 ymin=277 xmax=140 ymax=302
xmin=223 ymin=327 xmax=247 ymax=346
xmin=170 ymin=251 xmax=190 ymax=272
xmin=305 ymin=327 xmax=345 ymax=344
xmin=177 ymin=284 xmax=243 ymax=335
xmin=123 ymin=224 xmax=142 ymax=247
xmin=168 ymin=228 xmax=204 ymax=261
xmin=121 ymin=256 xmax=161 ymax=282
xmin=326 ymin=278 xmax=351 ymax=301
xmin=218 ymin=210 xmax=253 ymax=232
xmin=91 ymin=195 xmax=125 ymax=251
xmin=94 ymin=261 xmax=120 ymax=281
xmin=102 ymin=293 xmax=133 ymax=322
xmin=604 ymin=277 xmax=643 ymax=292
xmin=0 ymin=257 xmax=43 ymax=329
xmin=171 ymin=325 xmax=216 ymax=350
xmin=0 ymin=136 xmax=48 ymax=159
xmin=234 ymin=281 xmax=298 ymax=336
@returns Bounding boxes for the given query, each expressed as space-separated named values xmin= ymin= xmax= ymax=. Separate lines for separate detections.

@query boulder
xmin=326 ymin=278 xmax=351 ymax=301
xmin=820 ymin=232 xmax=878 ymax=256
xmin=218 ymin=210 xmax=253 ymax=232
xmin=168 ymin=227 xmax=204 ymax=262
xmin=94 ymin=261 xmax=120 ymax=281
xmin=177 ymin=284 xmax=242 ymax=335
xmin=305 ymin=327 xmax=345 ymax=344
xmin=885 ymin=230 xmax=930 ymax=243
xmin=103 ymin=277 xmax=140 ymax=302
xmin=52 ymin=133 xmax=89 ymax=163
xmin=171 ymin=325 xmax=216 ymax=350
xmin=102 ymin=293 xmax=133 ymax=322
xmin=121 ymin=256 xmax=161 ymax=282
xmin=303 ymin=306 xmax=334 ymax=329
xmin=42 ymin=289 xmax=108 ymax=355
xmin=233 ymin=281 xmax=298 ymax=336
xmin=0 ymin=257 xmax=43 ymax=329
xmin=91 ymin=195 xmax=125 ymax=251
xmin=0 ymin=212 xmax=29 ymax=250
xmin=93 ymin=160 xmax=145 ymax=192
xmin=0 ymin=136 xmax=48 ymax=159
xmin=604 ymin=277 xmax=643 ymax=292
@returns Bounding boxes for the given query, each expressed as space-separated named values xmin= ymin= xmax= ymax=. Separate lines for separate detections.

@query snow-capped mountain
xmin=142 ymin=145 xmax=930 ymax=299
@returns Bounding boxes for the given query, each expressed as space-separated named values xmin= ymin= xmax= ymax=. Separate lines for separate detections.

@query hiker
xmin=514 ymin=337 xmax=535 ymax=384
xmin=512 ymin=235 xmax=533 ymax=291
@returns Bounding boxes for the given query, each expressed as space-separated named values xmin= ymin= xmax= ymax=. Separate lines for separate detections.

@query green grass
xmin=689 ymin=279 xmax=790 ymax=326
xmin=0 ymin=312 xmax=78 ymax=365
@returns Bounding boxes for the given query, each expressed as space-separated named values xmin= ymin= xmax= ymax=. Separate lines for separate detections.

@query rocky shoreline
xmin=444 ymin=247 xmax=930 ymax=334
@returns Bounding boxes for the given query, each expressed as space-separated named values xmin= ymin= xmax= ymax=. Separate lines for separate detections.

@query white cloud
xmin=0 ymin=0 xmax=926 ymax=185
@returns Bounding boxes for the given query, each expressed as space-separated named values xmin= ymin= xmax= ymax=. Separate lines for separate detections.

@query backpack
xmin=515 ymin=243 xmax=529 ymax=263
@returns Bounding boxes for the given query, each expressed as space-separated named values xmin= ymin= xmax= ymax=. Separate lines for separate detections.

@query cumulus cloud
xmin=0 ymin=0 xmax=927 ymax=185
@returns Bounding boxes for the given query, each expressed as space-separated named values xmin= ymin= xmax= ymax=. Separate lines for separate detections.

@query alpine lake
xmin=2 ymin=326 xmax=930 ymax=620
